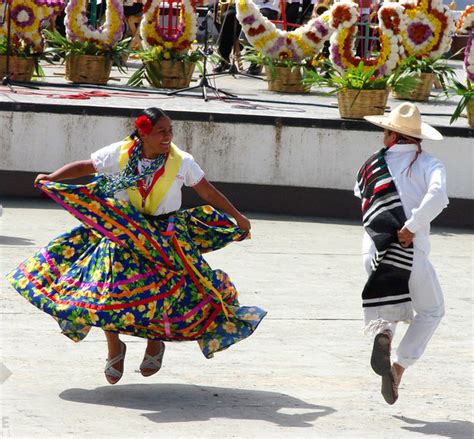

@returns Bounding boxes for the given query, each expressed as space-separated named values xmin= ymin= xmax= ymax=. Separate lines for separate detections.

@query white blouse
xmin=354 ymin=143 xmax=449 ymax=256
xmin=91 ymin=141 xmax=205 ymax=215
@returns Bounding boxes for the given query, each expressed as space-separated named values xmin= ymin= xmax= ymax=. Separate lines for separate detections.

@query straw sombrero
xmin=364 ymin=102 xmax=443 ymax=141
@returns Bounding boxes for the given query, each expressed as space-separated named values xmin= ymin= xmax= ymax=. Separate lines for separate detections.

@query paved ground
xmin=0 ymin=199 xmax=472 ymax=438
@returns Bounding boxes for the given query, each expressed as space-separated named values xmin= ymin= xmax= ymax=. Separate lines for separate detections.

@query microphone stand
xmin=167 ymin=7 xmax=236 ymax=101
xmin=1 ymin=0 xmax=39 ymax=91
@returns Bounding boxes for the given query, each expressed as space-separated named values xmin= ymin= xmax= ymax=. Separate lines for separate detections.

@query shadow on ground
xmin=0 ymin=235 xmax=36 ymax=246
xmin=394 ymin=415 xmax=474 ymax=438
xmin=60 ymin=384 xmax=336 ymax=427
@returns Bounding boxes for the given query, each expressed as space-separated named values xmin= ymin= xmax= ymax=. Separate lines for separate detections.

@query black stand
xmin=1 ymin=0 xmax=39 ymax=91
xmin=167 ymin=8 xmax=236 ymax=101
xmin=208 ymin=9 xmax=264 ymax=81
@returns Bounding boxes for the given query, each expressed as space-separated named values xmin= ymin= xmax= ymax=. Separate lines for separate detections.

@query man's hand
xmin=398 ymin=226 xmax=414 ymax=247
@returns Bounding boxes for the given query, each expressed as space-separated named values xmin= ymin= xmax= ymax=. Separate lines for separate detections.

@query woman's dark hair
xmin=131 ymin=107 xmax=169 ymax=139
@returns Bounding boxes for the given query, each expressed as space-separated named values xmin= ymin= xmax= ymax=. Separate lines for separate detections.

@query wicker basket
xmin=265 ymin=66 xmax=309 ymax=93
xmin=467 ymin=98 xmax=474 ymax=127
xmin=0 ymin=56 xmax=35 ymax=82
xmin=392 ymin=72 xmax=435 ymax=102
xmin=65 ymin=54 xmax=112 ymax=85
xmin=145 ymin=60 xmax=195 ymax=89
xmin=337 ymin=89 xmax=389 ymax=119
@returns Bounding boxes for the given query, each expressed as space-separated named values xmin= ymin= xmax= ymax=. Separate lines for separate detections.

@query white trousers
xmin=364 ymin=250 xmax=445 ymax=369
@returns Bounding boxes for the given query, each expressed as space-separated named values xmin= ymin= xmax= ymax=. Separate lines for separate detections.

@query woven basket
xmin=0 ymin=56 xmax=35 ymax=82
xmin=467 ymin=98 xmax=474 ymax=127
xmin=337 ymin=89 xmax=389 ymax=119
xmin=392 ymin=73 xmax=435 ymax=102
xmin=145 ymin=60 xmax=195 ymax=89
xmin=65 ymin=54 xmax=112 ymax=85
xmin=265 ymin=66 xmax=309 ymax=93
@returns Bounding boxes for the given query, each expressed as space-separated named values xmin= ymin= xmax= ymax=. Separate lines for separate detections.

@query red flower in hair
xmin=135 ymin=115 xmax=153 ymax=135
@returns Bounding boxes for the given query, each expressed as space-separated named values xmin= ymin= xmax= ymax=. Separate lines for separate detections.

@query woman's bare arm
xmin=35 ymin=160 xmax=96 ymax=184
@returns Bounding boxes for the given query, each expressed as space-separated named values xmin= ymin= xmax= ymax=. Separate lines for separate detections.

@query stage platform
xmin=0 ymin=59 xmax=472 ymax=228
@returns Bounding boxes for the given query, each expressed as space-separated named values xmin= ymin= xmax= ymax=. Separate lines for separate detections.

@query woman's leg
xmin=104 ymin=331 xmax=126 ymax=384
xmin=140 ymin=339 xmax=165 ymax=377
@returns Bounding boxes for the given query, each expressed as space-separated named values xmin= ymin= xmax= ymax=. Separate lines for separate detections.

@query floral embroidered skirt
xmin=7 ymin=180 xmax=266 ymax=358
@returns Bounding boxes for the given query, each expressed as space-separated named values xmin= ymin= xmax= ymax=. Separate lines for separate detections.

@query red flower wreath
xmin=135 ymin=115 xmax=153 ymax=135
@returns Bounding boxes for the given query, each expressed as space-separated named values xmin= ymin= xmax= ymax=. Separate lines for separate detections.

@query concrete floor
xmin=0 ymin=199 xmax=472 ymax=438
xmin=0 ymin=58 xmax=472 ymax=131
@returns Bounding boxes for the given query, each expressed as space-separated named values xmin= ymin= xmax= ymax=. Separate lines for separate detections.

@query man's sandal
xmin=381 ymin=365 xmax=399 ymax=405
xmin=104 ymin=340 xmax=126 ymax=385
xmin=140 ymin=341 xmax=165 ymax=377
xmin=371 ymin=330 xmax=392 ymax=376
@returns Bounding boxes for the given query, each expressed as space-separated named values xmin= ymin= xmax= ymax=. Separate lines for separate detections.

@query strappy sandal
xmin=104 ymin=341 xmax=126 ymax=385
xmin=140 ymin=341 xmax=165 ymax=377
xmin=371 ymin=330 xmax=392 ymax=376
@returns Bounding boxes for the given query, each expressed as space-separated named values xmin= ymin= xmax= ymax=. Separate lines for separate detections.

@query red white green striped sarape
xmin=7 ymin=179 xmax=266 ymax=359
xmin=356 ymin=148 xmax=414 ymax=327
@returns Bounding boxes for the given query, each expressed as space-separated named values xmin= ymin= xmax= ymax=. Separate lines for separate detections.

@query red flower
xmin=370 ymin=75 xmax=376 ymax=81
xmin=135 ymin=115 xmax=153 ymax=135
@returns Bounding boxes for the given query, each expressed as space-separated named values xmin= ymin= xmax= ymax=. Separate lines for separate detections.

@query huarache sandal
xmin=140 ymin=341 xmax=165 ymax=377
xmin=381 ymin=366 xmax=399 ymax=405
xmin=104 ymin=340 xmax=126 ymax=385
xmin=371 ymin=330 xmax=392 ymax=376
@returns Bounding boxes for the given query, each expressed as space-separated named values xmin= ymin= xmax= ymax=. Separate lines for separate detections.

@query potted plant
xmin=235 ymin=0 xmax=334 ymax=94
xmin=0 ymin=36 xmax=46 ymax=82
xmin=448 ymin=79 xmax=474 ymax=127
xmin=43 ymin=30 xmax=129 ymax=85
xmin=304 ymin=61 xmax=419 ymax=119
xmin=128 ymin=44 xmax=202 ymax=89
xmin=391 ymin=55 xmax=456 ymax=101
xmin=243 ymin=49 xmax=312 ymax=94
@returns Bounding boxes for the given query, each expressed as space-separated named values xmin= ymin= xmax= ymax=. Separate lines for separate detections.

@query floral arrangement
xmin=65 ymin=0 xmax=125 ymax=48
xmin=127 ymin=43 xmax=202 ymax=87
xmin=329 ymin=1 xmax=405 ymax=77
xmin=140 ymin=0 xmax=197 ymax=52
xmin=456 ymin=5 xmax=474 ymax=82
xmin=303 ymin=60 xmax=419 ymax=95
xmin=399 ymin=0 xmax=455 ymax=58
xmin=235 ymin=0 xmax=334 ymax=62
xmin=0 ymin=0 xmax=65 ymax=53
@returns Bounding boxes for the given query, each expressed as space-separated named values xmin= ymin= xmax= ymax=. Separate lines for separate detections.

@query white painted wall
xmin=1 ymin=112 xmax=472 ymax=199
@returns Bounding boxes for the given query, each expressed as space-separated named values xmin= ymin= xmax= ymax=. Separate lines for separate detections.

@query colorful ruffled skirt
xmin=7 ymin=179 xmax=266 ymax=358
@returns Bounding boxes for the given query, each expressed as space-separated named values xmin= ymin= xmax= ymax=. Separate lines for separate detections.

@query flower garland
xmin=329 ymin=1 xmax=405 ymax=77
xmin=456 ymin=6 xmax=474 ymax=82
xmin=399 ymin=0 xmax=455 ymax=58
xmin=235 ymin=0 xmax=334 ymax=62
xmin=65 ymin=0 xmax=124 ymax=48
xmin=140 ymin=0 xmax=197 ymax=52
xmin=0 ymin=0 xmax=65 ymax=53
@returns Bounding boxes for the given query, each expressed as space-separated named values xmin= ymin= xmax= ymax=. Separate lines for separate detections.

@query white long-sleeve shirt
xmin=354 ymin=143 xmax=449 ymax=256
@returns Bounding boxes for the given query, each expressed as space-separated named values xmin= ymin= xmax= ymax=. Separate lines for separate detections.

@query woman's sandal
xmin=104 ymin=340 xmax=126 ymax=385
xmin=140 ymin=341 xmax=165 ymax=377
xmin=371 ymin=329 xmax=392 ymax=376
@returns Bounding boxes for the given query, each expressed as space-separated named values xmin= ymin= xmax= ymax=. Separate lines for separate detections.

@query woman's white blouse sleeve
xmin=90 ymin=141 xmax=123 ymax=174
xmin=184 ymin=157 xmax=205 ymax=187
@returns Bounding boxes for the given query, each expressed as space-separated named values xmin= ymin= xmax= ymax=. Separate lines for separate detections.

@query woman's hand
xmin=398 ymin=226 xmax=414 ymax=247
xmin=34 ymin=174 xmax=53 ymax=185
xmin=235 ymin=213 xmax=251 ymax=232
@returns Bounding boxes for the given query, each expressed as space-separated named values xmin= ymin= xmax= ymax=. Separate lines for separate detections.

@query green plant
xmin=448 ymin=79 xmax=473 ymax=124
xmin=43 ymin=30 xmax=130 ymax=74
xmin=242 ymin=48 xmax=309 ymax=80
xmin=303 ymin=61 xmax=420 ymax=95
xmin=0 ymin=37 xmax=49 ymax=77
xmin=128 ymin=45 xmax=203 ymax=87
xmin=395 ymin=55 xmax=455 ymax=92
